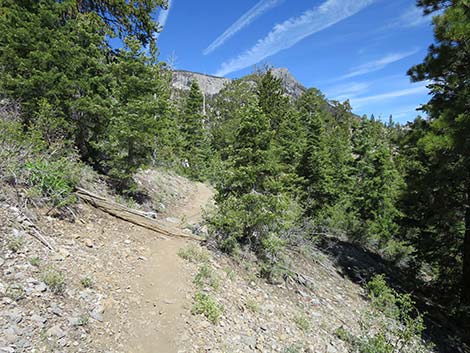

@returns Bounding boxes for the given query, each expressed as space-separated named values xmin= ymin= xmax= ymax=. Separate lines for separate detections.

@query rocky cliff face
xmin=171 ymin=70 xmax=231 ymax=96
xmin=171 ymin=68 xmax=306 ymax=98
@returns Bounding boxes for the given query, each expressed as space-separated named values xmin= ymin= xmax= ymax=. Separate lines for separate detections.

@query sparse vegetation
xmin=41 ymin=268 xmax=65 ymax=294
xmin=29 ymin=256 xmax=41 ymax=267
xmin=245 ymin=298 xmax=260 ymax=313
xmin=191 ymin=292 xmax=224 ymax=324
xmin=178 ymin=245 xmax=209 ymax=263
xmin=6 ymin=236 xmax=24 ymax=253
xmin=193 ymin=263 xmax=220 ymax=290
xmin=6 ymin=285 xmax=25 ymax=301
xmin=337 ymin=275 xmax=431 ymax=353
xmin=80 ymin=276 xmax=94 ymax=289
xmin=294 ymin=313 xmax=311 ymax=332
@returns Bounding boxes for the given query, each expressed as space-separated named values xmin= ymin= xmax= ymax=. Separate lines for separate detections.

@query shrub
xmin=178 ymin=245 xmax=209 ymax=263
xmin=6 ymin=236 xmax=24 ymax=253
xmin=193 ymin=263 xmax=220 ymax=290
xmin=80 ymin=276 xmax=94 ymax=288
xmin=25 ymin=156 xmax=81 ymax=208
xmin=294 ymin=313 xmax=311 ymax=332
xmin=245 ymin=298 xmax=260 ymax=313
xmin=337 ymin=275 xmax=431 ymax=353
xmin=29 ymin=256 xmax=41 ymax=267
xmin=41 ymin=268 xmax=65 ymax=294
xmin=191 ymin=292 xmax=224 ymax=324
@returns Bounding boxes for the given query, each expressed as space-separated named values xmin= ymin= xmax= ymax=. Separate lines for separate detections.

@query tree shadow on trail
xmin=315 ymin=237 xmax=469 ymax=353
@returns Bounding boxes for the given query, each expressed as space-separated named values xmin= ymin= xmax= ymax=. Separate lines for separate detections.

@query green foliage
xmin=41 ymin=268 xmax=66 ymax=294
xmin=25 ymin=156 xmax=81 ymax=208
xmin=29 ymin=257 xmax=41 ymax=267
xmin=178 ymin=80 xmax=211 ymax=180
xmin=293 ymin=313 xmax=311 ymax=332
xmin=208 ymin=95 xmax=299 ymax=280
xmin=177 ymin=245 xmax=210 ymax=263
xmin=193 ymin=263 xmax=220 ymax=290
xmin=80 ymin=276 xmax=94 ymax=289
xmin=245 ymin=298 xmax=260 ymax=313
xmin=94 ymin=38 xmax=174 ymax=188
xmin=191 ymin=292 xmax=224 ymax=324
xmin=338 ymin=275 xmax=430 ymax=353
xmin=6 ymin=236 xmax=24 ymax=253
xmin=403 ymin=0 xmax=470 ymax=312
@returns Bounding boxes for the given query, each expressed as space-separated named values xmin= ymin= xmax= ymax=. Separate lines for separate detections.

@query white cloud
xmin=350 ymin=84 xmax=428 ymax=107
xmin=215 ymin=0 xmax=376 ymax=77
xmin=395 ymin=6 xmax=431 ymax=28
xmin=325 ymin=82 xmax=371 ymax=101
xmin=204 ymin=0 xmax=284 ymax=55
xmin=338 ymin=49 xmax=419 ymax=80
xmin=156 ymin=0 xmax=173 ymax=38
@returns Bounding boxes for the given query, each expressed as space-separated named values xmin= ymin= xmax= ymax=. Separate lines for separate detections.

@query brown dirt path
xmin=102 ymin=182 xmax=213 ymax=353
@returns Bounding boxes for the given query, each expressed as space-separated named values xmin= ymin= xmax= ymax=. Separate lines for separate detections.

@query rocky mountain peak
xmin=171 ymin=67 xmax=306 ymax=99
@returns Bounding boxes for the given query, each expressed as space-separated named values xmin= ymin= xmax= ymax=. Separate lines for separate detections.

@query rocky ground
xmin=0 ymin=168 xmax=432 ymax=353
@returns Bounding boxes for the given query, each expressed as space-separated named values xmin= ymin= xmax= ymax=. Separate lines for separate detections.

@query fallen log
xmin=75 ymin=187 xmax=203 ymax=242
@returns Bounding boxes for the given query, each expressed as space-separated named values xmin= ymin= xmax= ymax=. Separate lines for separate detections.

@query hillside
xmin=0 ymin=170 xmax=400 ymax=353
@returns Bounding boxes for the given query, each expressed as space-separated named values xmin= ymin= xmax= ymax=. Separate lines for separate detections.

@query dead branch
xmin=75 ymin=187 xmax=203 ymax=242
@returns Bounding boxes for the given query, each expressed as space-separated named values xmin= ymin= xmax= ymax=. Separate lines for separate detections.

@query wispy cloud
xmin=338 ymin=49 xmax=419 ymax=80
xmin=325 ymin=82 xmax=371 ymax=101
xmin=156 ymin=0 xmax=173 ymax=38
xmin=215 ymin=0 xmax=376 ymax=77
xmin=350 ymin=84 xmax=428 ymax=107
xmin=204 ymin=0 xmax=284 ymax=55
xmin=393 ymin=6 xmax=431 ymax=28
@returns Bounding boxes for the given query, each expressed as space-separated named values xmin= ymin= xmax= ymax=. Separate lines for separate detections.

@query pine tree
xmin=96 ymin=38 xmax=171 ymax=188
xmin=352 ymin=118 xmax=405 ymax=256
xmin=179 ymin=80 xmax=210 ymax=180
xmin=208 ymin=95 xmax=297 ymax=279
xmin=256 ymin=68 xmax=290 ymax=131
xmin=406 ymin=0 xmax=470 ymax=312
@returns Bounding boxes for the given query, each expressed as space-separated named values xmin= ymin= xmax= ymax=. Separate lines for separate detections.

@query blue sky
xmin=156 ymin=0 xmax=436 ymax=123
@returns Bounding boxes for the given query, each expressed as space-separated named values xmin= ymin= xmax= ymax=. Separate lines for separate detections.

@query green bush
xmin=25 ymin=156 xmax=81 ymax=208
xmin=337 ymin=275 xmax=431 ymax=353
xmin=41 ymin=268 xmax=66 ymax=294
xmin=193 ymin=263 xmax=220 ymax=290
xmin=177 ymin=245 xmax=210 ymax=263
xmin=191 ymin=292 xmax=224 ymax=324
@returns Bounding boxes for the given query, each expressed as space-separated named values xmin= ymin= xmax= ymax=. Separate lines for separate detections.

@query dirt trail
xmin=106 ymin=182 xmax=213 ymax=353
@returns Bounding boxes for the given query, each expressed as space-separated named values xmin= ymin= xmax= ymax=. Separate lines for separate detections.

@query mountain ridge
xmin=171 ymin=67 xmax=307 ymax=99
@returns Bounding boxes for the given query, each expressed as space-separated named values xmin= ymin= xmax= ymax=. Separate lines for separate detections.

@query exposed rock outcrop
xmin=171 ymin=67 xmax=306 ymax=99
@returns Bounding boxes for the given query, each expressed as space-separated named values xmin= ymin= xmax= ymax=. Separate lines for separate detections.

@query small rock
xmin=327 ymin=343 xmax=338 ymax=353
xmin=124 ymin=239 xmax=131 ymax=245
xmin=31 ymin=314 xmax=47 ymax=325
xmin=34 ymin=282 xmax=47 ymax=293
xmin=46 ymin=325 xmax=66 ymax=339
xmin=137 ymin=256 xmax=147 ymax=261
xmin=5 ymin=309 xmax=22 ymax=324
xmin=59 ymin=248 xmax=71 ymax=258
xmin=90 ymin=305 xmax=104 ymax=322
xmin=83 ymin=239 xmax=94 ymax=248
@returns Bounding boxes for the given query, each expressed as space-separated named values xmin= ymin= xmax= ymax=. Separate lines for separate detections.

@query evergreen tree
xmin=256 ymin=68 xmax=290 ymax=131
xmin=208 ymin=96 xmax=297 ymax=279
xmin=257 ymin=69 xmax=305 ymax=192
xmin=95 ymin=38 xmax=172 ymax=188
xmin=179 ymin=80 xmax=210 ymax=179
xmin=352 ymin=118 xmax=405 ymax=256
xmin=406 ymin=0 xmax=470 ymax=311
